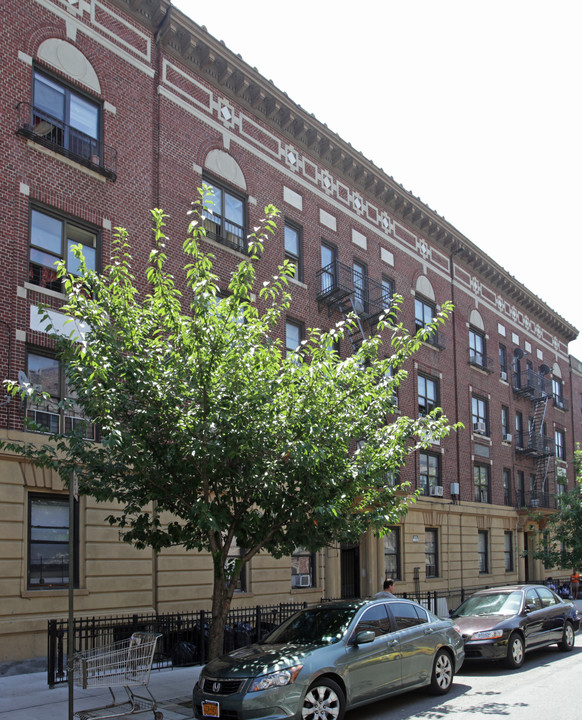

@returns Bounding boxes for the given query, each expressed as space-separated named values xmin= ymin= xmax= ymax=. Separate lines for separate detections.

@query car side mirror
xmin=524 ymin=603 xmax=535 ymax=614
xmin=354 ymin=630 xmax=375 ymax=645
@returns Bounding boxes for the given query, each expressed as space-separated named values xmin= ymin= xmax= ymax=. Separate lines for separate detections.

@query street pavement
xmin=2 ymin=598 xmax=581 ymax=720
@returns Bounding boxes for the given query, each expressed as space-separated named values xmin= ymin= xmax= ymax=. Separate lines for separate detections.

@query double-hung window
xmin=383 ymin=528 xmax=401 ymax=580
xmin=291 ymin=548 xmax=315 ymax=588
xmin=553 ymin=378 xmax=565 ymax=409
xmin=473 ymin=464 xmax=491 ymax=503
xmin=202 ymin=179 xmax=247 ymax=252
xmin=425 ymin=528 xmax=438 ymax=578
xmin=320 ymin=242 xmax=337 ymax=294
xmin=284 ymin=220 xmax=302 ymax=281
xmin=28 ymin=493 xmax=78 ymax=589
xmin=472 ymin=395 xmax=489 ymax=435
xmin=415 ymin=296 xmax=434 ymax=332
xmin=285 ymin=319 xmax=303 ymax=357
xmin=31 ymin=70 xmax=101 ymax=164
xmin=381 ymin=276 xmax=394 ymax=308
xmin=499 ymin=343 xmax=508 ymax=379
xmin=26 ymin=351 xmax=94 ymax=439
xmin=478 ymin=530 xmax=489 ymax=574
xmin=352 ymin=260 xmax=368 ymax=313
xmin=503 ymin=468 xmax=512 ymax=506
xmin=29 ymin=207 xmax=98 ymax=292
xmin=469 ymin=328 xmax=486 ymax=368
xmin=420 ymin=452 xmax=440 ymax=495
xmin=504 ymin=531 xmax=514 ymax=572
xmin=555 ymin=429 xmax=566 ymax=460
xmin=418 ymin=374 xmax=438 ymax=415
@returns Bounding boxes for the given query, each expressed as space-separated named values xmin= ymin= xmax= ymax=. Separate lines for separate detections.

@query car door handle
xmin=387 ymin=639 xmax=398 ymax=647
xmin=423 ymin=628 xmax=434 ymax=635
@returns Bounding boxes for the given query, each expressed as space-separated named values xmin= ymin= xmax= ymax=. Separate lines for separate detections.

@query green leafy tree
xmin=530 ymin=446 xmax=582 ymax=572
xmin=3 ymin=188 xmax=459 ymax=659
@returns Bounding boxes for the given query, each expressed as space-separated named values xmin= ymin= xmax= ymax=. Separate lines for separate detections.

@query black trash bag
xmin=171 ymin=640 xmax=198 ymax=666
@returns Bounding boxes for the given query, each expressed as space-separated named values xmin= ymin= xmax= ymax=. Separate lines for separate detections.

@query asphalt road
xmin=346 ymin=643 xmax=582 ymax=719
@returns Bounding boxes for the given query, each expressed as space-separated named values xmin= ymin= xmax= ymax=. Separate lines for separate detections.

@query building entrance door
xmin=340 ymin=543 xmax=360 ymax=598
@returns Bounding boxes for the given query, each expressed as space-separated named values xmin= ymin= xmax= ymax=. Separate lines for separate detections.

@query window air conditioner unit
xmin=450 ymin=482 xmax=460 ymax=496
xmin=298 ymin=574 xmax=311 ymax=587
xmin=473 ymin=421 xmax=487 ymax=434
xmin=503 ymin=433 xmax=513 ymax=443
xmin=429 ymin=485 xmax=444 ymax=497
xmin=500 ymin=371 xmax=508 ymax=381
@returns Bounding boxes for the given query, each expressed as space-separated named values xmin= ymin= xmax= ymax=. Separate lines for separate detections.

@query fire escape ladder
xmin=338 ymin=295 xmax=367 ymax=353
xmin=530 ymin=395 xmax=550 ymax=500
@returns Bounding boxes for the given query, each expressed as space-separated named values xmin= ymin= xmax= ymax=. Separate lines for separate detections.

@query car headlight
xmin=249 ymin=665 xmax=303 ymax=693
xmin=470 ymin=629 xmax=504 ymax=640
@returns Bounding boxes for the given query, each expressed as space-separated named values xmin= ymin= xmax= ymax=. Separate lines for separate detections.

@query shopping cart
xmin=73 ymin=632 xmax=163 ymax=720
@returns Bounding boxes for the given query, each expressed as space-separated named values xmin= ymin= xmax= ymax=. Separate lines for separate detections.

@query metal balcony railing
xmin=468 ymin=349 xmax=494 ymax=373
xmin=316 ymin=260 xmax=390 ymax=320
xmin=16 ymin=102 xmax=117 ymax=180
xmin=515 ymin=490 xmax=557 ymax=509
xmin=515 ymin=432 xmax=555 ymax=457
xmin=512 ymin=369 xmax=552 ymax=401
xmin=553 ymin=395 xmax=570 ymax=411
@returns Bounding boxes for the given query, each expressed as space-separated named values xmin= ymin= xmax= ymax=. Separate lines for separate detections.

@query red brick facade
xmin=0 ymin=0 xmax=580 ymax=661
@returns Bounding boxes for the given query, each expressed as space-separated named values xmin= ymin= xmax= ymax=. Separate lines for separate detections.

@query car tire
xmin=558 ymin=622 xmax=575 ymax=652
xmin=429 ymin=649 xmax=454 ymax=695
xmin=301 ymin=678 xmax=345 ymax=720
xmin=505 ymin=632 xmax=525 ymax=668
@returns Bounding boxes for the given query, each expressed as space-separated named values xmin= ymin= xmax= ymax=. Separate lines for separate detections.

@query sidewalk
xmin=0 ymin=663 xmax=201 ymax=720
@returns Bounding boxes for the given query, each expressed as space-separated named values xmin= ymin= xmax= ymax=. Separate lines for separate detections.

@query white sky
xmin=173 ymin=0 xmax=582 ymax=358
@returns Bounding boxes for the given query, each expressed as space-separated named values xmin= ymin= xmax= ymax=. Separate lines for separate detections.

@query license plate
xmin=201 ymin=700 xmax=220 ymax=717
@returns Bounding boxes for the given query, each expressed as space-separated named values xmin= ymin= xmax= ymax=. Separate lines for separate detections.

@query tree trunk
xmin=207 ymin=558 xmax=237 ymax=661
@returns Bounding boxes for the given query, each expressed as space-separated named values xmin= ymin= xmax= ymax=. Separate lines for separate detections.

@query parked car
xmin=193 ymin=598 xmax=464 ymax=720
xmin=451 ymin=584 xmax=580 ymax=669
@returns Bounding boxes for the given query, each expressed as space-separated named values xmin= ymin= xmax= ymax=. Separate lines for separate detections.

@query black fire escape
xmin=315 ymin=261 xmax=389 ymax=352
xmin=513 ymin=360 xmax=555 ymax=508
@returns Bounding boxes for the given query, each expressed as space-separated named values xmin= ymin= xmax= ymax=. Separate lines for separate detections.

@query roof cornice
xmin=108 ymin=1 xmax=577 ymax=343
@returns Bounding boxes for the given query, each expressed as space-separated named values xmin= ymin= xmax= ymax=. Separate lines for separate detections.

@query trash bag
xmin=171 ymin=640 xmax=198 ymax=666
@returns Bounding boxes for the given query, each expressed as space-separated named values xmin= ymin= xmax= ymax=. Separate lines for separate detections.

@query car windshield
xmin=452 ymin=591 xmax=523 ymax=617
xmin=263 ymin=605 xmax=358 ymax=645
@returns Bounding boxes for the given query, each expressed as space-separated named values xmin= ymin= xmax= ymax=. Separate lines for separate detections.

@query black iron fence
xmin=48 ymin=602 xmax=306 ymax=687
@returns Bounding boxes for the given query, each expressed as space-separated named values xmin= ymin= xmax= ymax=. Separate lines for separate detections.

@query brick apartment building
xmin=0 ymin=0 xmax=580 ymax=662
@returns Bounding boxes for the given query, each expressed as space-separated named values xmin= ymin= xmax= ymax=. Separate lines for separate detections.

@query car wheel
xmin=429 ymin=649 xmax=454 ymax=695
xmin=505 ymin=632 xmax=525 ymax=668
xmin=301 ymin=678 xmax=345 ymax=720
xmin=558 ymin=622 xmax=575 ymax=651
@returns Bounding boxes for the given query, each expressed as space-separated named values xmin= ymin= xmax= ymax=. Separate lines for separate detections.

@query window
xmin=499 ymin=344 xmax=508 ymax=379
xmin=352 ymin=260 xmax=368 ymax=313
xmin=285 ymin=319 xmax=303 ymax=357
xmin=471 ymin=395 xmax=489 ymax=435
xmin=425 ymin=528 xmax=438 ymax=578
xmin=381 ymin=276 xmax=394 ymax=307
xmin=320 ymin=242 xmax=337 ymax=294
xmin=26 ymin=351 xmax=94 ymax=438
xmin=390 ymin=602 xmax=429 ymax=629
xmin=29 ymin=207 xmax=98 ymax=292
xmin=383 ymin=528 xmax=401 ymax=581
xmin=504 ymin=531 xmax=514 ymax=572
xmin=474 ymin=464 xmax=491 ymax=503
xmin=291 ymin=548 xmax=315 ymax=588
xmin=478 ymin=530 xmax=489 ymax=574
xmin=469 ymin=328 xmax=486 ymax=367
xmin=515 ymin=410 xmax=524 ymax=449
xmin=202 ymin=178 xmax=246 ymax=252
xmin=226 ymin=539 xmax=247 ymax=593
xmin=353 ymin=604 xmax=391 ymax=637
xmin=501 ymin=406 xmax=510 ymax=440
xmin=415 ymin=297 xmax=434 ymax=332
xmin=28 ymin=493 xmax=77 ymax=589
xmin=32 ymin=70 xmax=101 ymax=165
xmin=418 ymin=374 xmax=438 ymax=415
xmin=503 ymin=468 xmax=512 ymax=506
xmin=284 ymin=220 xmax=302 ymax=281
xmin=553 ymin=378 xmax=565 ymax=409
xmin=420 ymin=452 xmax=440 ymax=496
xmin=555 ymin=429 xmax=566 ymax=460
